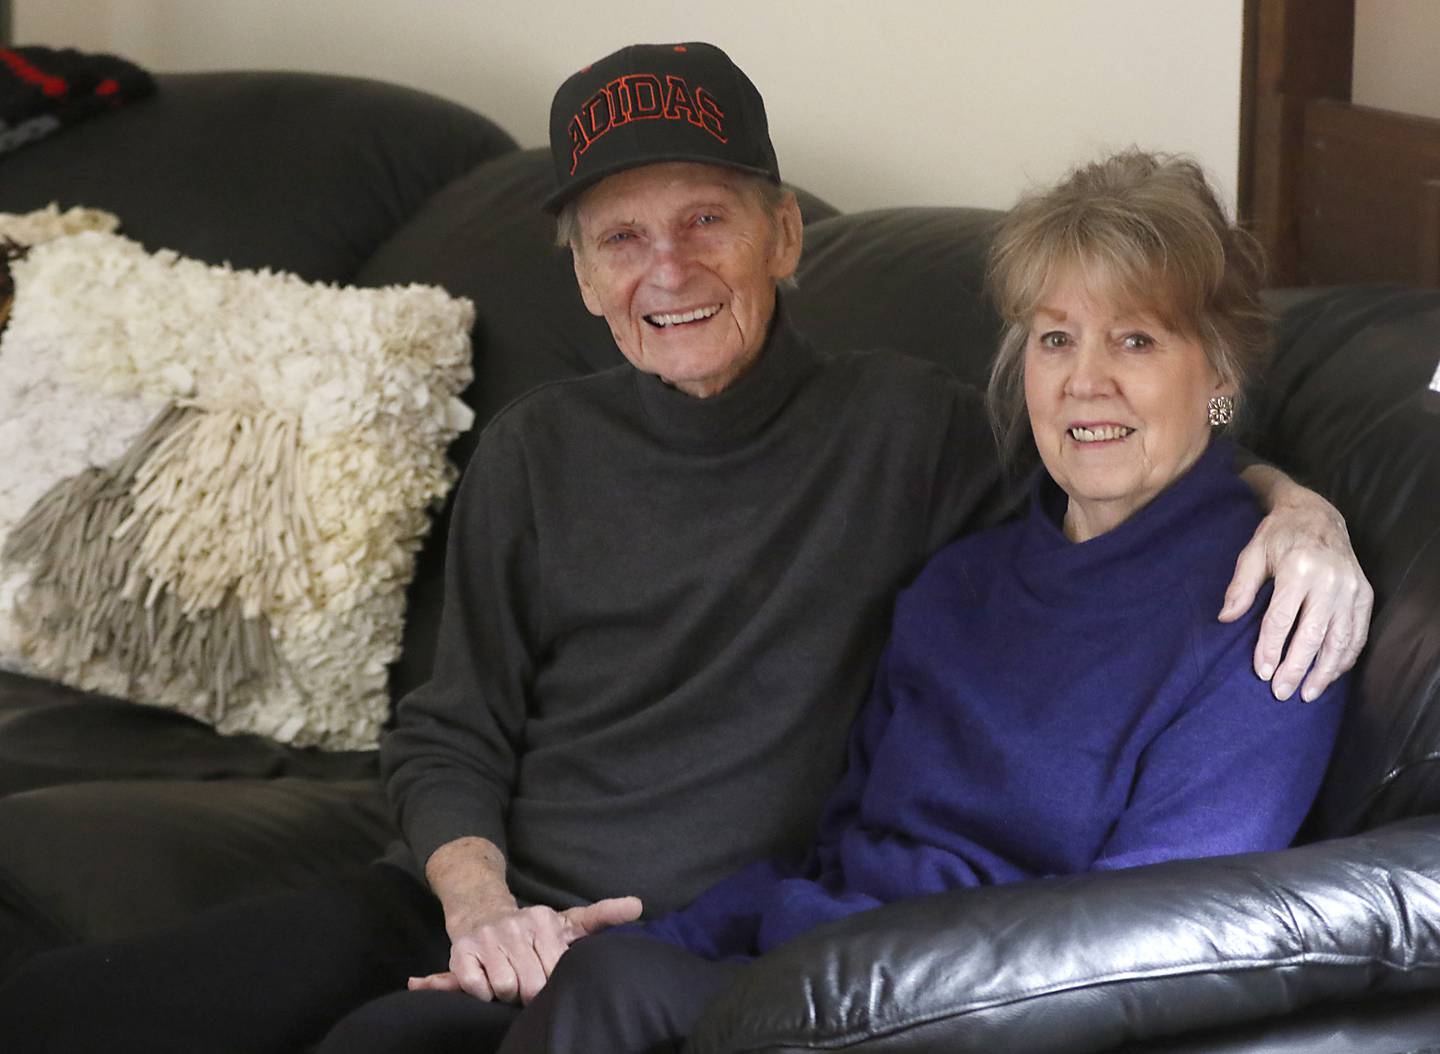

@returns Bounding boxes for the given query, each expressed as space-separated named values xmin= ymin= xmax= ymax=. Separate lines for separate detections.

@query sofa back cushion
xmin=791 ymin=206 xmax=1004 ymax=391
xmin=0 ymin=71 xmax=516 ymax=283
xmin=1256 ymin=287 xmax=1440 ymax=836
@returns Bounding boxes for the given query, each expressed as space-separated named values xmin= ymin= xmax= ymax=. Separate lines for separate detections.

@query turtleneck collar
xmin=1017 ymin=438 xmax=1249 ymax=603
xmin=631 ymin=297 xmax=818 ymax=453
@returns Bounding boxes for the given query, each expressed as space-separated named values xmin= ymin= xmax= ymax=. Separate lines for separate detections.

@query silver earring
xmin=1207 ymin=395 xmax=1234 ymax=426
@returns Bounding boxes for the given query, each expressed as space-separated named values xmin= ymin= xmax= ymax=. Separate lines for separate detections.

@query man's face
xmin=571 ymin=162 xmax=802 ymax=398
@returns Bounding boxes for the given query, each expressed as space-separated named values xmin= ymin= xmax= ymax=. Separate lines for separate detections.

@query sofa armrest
xmin=687 ymin=817 xmax=1440 ymax=1054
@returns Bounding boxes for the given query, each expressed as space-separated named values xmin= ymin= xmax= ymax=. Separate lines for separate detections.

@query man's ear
xmin=572 ymin=248 xmax=604 ymax=317
xmin=768 ymin=191 xmax=804 ymax=282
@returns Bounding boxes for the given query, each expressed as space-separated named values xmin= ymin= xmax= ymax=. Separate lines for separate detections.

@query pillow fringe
xmin=3 ymin=403 xmax=279 ymax=716
xmin=128 ymin=407 xmax=319 ymax=618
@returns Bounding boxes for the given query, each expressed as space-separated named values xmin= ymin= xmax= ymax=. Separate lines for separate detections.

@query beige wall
xmin=14 ymin=0 xmax=1243 ymax=214
xmin=1354 ymin=0 xmax=1440 ymax=121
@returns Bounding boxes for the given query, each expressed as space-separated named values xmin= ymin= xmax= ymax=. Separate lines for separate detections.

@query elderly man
xmin=0 ymin=42 xmax=1370 ymax=1054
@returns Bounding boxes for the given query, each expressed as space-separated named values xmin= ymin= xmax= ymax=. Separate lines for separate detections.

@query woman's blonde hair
xmin=984 ymin=150 xmax=1269 ymax=461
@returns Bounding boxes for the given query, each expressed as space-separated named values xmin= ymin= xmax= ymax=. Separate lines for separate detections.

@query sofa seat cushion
xmin=0 ymin=670 xmax=377 ymax=799
xmin=0 ymin=776 xmax=393 ymax=947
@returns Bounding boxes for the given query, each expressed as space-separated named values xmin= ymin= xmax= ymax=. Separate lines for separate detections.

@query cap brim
xmin=542 ymin=154 xmax=780 ymax=215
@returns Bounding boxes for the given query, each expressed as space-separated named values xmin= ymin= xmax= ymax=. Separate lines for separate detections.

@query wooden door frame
xmin=1237 ymin=0 xmax=1354 ymax=285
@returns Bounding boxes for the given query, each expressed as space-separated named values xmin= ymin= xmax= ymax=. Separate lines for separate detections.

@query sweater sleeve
xmin=1091 ymin=588 xmax=1346 ymax=873
xmin=380 ymin=421 xmax=541 ymax=874
xmin=639 ymin=857 xmax=801 ymax=960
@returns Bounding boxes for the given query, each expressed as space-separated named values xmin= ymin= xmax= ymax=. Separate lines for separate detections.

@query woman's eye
xmin=1038 ymin=331 xmax=1070 ymax=349
xmin=604 ymin=231 xmax=635 ymax=246
xmin=695 ymin=213 xmax=720 ymax=227
xmin=1122 ymin=333 xmax=1155 ymax=350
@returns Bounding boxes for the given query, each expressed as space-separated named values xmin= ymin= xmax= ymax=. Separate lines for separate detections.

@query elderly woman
xmin=494 ymin=149 xmax=1349 ymax=1053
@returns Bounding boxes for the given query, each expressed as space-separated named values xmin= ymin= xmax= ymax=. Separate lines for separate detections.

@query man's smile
xmin=643 ymin=303 xmax=722 ymax=328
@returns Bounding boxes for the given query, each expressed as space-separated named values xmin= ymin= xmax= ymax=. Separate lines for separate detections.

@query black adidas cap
xmin=544 ymin=41 xmax=780 ymax=214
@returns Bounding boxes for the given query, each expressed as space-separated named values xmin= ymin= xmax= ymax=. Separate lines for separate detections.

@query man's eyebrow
xmin=586 ymin=215 xmax=639 ymax=233
xmin=678 ymin=190 xmax=739 ymax=207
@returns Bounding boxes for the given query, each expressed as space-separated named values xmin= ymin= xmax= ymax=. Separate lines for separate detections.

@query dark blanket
xmin=1 ymin=46 xmax=154 ymax=156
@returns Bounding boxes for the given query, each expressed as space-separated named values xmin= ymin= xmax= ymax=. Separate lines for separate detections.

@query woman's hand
xmin=408 ymin=896 xmax=643 ymax=1004
xmin=1223 ymin=466 xmax=1373 ymax=701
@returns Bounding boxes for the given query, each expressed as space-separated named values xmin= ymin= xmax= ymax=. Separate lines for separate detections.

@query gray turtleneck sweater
xmin=381 ymin=315 xmax=1005 ymax=915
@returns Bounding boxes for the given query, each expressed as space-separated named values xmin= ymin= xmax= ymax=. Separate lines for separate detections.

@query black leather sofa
xmin=1 ymin=72 xmax=1438 ymax=1053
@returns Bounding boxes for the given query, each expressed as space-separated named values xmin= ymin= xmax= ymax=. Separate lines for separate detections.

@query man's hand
xmin=1224 ymin=465 xmax=1374 ymax=701
xmin=420 ymin=835 xmax=643 ymax=1004
xmin=407 ymin=897 xmax=643 ymax=1003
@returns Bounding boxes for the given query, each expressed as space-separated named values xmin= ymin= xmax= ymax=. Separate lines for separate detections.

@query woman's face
xmin=1023 ymin=269 xmax=1234 ymax=542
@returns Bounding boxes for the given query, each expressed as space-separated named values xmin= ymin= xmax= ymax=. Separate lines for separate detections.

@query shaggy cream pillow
xmin=0 ymin=209 xmax=474 ymax=749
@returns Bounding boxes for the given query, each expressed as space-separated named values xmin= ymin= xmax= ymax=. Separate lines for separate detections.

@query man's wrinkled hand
xmin=1219 ymin=493 xmax=1373 ymax=702
xmin=407 ymin=896 xmax=643 ymax=1004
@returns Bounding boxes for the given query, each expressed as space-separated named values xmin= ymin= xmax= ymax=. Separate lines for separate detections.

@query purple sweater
xmin=643 ymin=439 xmax=1345 ymax=960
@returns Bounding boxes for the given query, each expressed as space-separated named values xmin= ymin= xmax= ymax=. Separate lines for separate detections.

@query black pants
xmin=0 ymin=862 xmax=518 ymax=1054
xmin=498 ymin=933 xmax=744 ymax=1054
